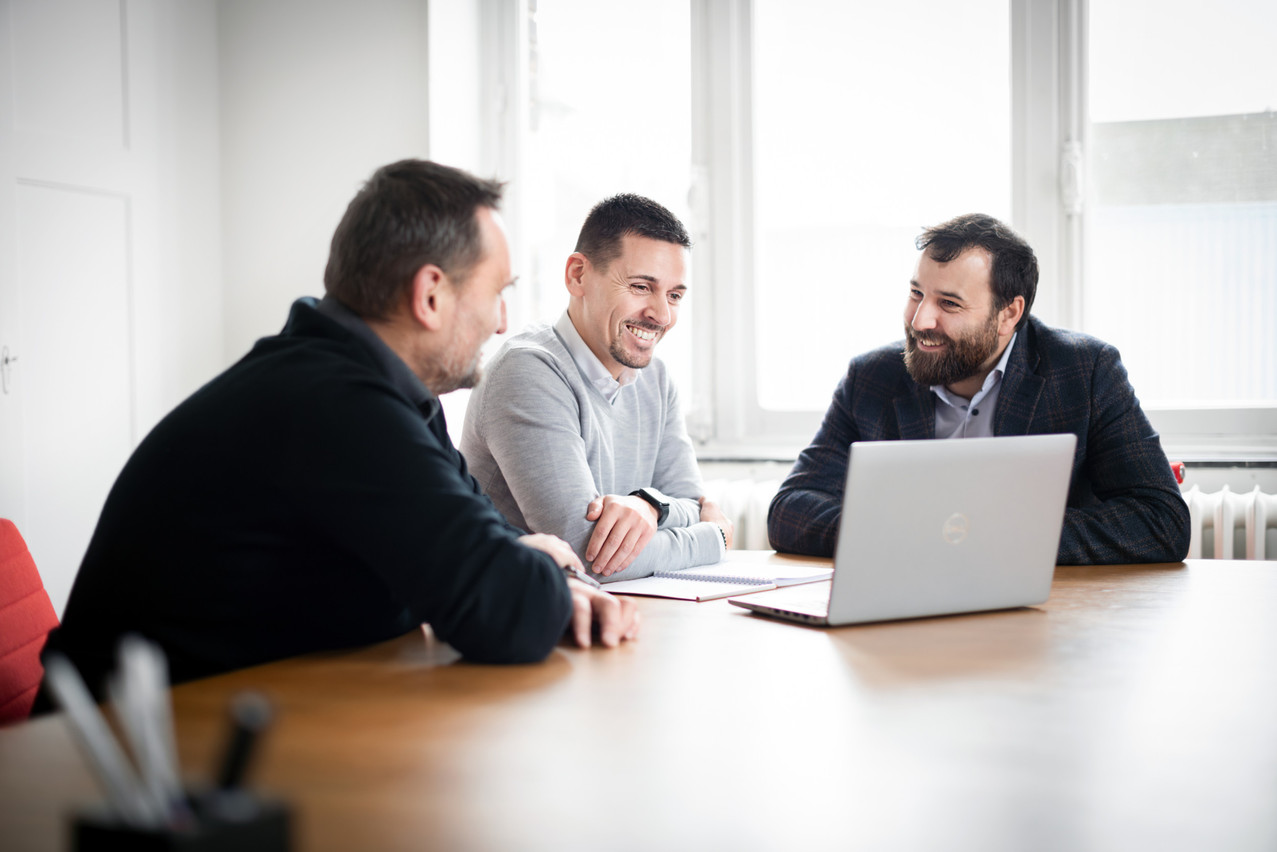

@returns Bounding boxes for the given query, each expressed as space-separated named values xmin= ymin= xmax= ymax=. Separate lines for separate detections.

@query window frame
xmin=473 ymin=0 xmax=1277 ymax=461
xmin=687 ymin=0 xmax=1276 ymax=461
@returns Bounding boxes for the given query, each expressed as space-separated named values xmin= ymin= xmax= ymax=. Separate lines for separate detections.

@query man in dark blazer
xmin=42 ymin=160 xmax=639 ymax=701
xmin=768 ymin=213 xmax=1190 ymax=565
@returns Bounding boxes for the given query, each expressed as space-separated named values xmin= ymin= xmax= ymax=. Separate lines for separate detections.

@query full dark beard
xmin=903 ymin=312 xmax=1000 ymax=387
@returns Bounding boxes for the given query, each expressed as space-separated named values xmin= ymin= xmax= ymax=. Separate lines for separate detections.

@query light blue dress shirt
xmin=931 ymin=332 xmax=1018 ymax=439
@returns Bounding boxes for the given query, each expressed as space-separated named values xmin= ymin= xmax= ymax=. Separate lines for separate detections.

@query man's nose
xmin=645 ymin=293 xmax=671 ymax=327
xmin=495 ymin=299 xmax=508 ymax=335
xmin=910 ymin=299 xmax=938 ymax=330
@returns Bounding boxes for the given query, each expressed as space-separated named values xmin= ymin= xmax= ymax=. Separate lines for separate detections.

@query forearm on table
xmin=767 ymin=486 xmax=841 ymax=556
xmin=642 ymin=491 xmax=701 ymax=529
xmin=1058 ymin=488 xmax=1191 ymax=564
xmin=596 ymin=522 xmax=724 ymax=582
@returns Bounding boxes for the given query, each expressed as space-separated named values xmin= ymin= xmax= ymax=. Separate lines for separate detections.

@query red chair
xmin=0 ymin=519 xmax=60 ymax=725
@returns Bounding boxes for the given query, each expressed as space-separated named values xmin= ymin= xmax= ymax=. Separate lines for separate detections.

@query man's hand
xmin=517 ymin=533 xmax=585 ymax=571
xmin=698 ymin=497 xmax=734 ymax=549
xmin=565 ymin=579 xmax=641 ymax=648
xmin=583 ymin=494 xmax=659 ymax=576
xmin=518 ymin=533 xmax=641 ymax=647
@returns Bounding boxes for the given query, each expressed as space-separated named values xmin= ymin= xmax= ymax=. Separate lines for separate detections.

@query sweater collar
xmin=554 ymin=310 xmax=637 ymax=403
xmin=311 ymin=296 xmax=441 ymax=419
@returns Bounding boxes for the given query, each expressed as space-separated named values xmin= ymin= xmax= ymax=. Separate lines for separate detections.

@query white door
xmin=0 ymin=0 xmax=149 ymax=615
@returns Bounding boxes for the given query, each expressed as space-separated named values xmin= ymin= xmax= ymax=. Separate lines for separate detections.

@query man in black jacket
xmin=43 ymin=159 xmax=639 ymax=698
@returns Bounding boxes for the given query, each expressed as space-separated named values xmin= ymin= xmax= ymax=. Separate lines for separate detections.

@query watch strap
xmin=628 ymin=488 xmax=670 ymax=525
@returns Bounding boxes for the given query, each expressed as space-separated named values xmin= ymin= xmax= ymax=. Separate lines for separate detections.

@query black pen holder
xmin=73 ymin=789 xmax=291 ymax=852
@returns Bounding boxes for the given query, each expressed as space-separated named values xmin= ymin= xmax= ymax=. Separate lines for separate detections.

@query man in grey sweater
xmin=461 ymin=195 xmax=732 ymax=582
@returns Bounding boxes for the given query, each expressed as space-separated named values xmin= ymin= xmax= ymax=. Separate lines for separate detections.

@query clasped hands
xmin=584 ymin=493 xmax=735 ymax=576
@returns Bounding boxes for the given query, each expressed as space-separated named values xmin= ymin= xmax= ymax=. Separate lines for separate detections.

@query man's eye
xmin=941 ymin=300 xmax=960 ymax=310
xmin=669 ymin=292 xmax=684 ymax=303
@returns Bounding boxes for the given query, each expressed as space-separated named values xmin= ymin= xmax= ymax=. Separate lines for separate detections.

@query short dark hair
xmin=915 ymin=213 xmax=1038 ymax=329
xmin=324 ymin=159 xmax=504 ymax=320
xmin=573 ymin=193 xmax=691 ymax=270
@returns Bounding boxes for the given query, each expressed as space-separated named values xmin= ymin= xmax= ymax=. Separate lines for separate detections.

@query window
xmin=692 ymin=0 xmax=1013 ymax=450
xmin=482 ymin=0 xmax=1276 ymax=458
xmin=519 ymin=0 xmax=695 ymax=390
xmin=1084 ymin=0 xmax=1277 ymax=406
xmin=751 ymin=0 xmax=1011 ymax=413
xmin=689 ymin=0 xmax=1275 ymax=456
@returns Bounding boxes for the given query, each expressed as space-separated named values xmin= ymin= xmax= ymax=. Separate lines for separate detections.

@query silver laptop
xmin=730 ymin=433 xmax=1076 ymax=626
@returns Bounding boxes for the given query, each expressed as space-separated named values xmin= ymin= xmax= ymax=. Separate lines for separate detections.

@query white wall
xmin=217 ymin=0 xmax=431 ymax=361
xmin=427 ymin=0 xmax=484 ymax=174
xmin=133 ymin=0 xmax=226 ymax=435
xmin=0 ymin=0 xmax=225 ymax=614
xmin=2 ymin=0 xmax=447 ymax=612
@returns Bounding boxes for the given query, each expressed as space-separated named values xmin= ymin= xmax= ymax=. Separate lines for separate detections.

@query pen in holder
xmin=73 ymin=789 xmax=291 ymax=852
xmin=46 ymin=640 xmax=292 ymax=852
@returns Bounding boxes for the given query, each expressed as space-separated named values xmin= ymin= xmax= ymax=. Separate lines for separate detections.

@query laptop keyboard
xmin=768 ymin=599 xmax=829 ymax=619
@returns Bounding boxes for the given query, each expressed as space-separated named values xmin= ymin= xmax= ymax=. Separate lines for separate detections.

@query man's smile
xmin=909 ymin=329 xmax=949 ymax=351
xmin=625 ymin=322 xmax=661 ymax=342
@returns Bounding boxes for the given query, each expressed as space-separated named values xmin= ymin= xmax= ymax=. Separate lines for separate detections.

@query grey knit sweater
xmin=460 ymin=316 xmax=722 ymax=582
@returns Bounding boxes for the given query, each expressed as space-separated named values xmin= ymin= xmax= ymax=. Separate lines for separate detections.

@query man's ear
xmin=409 ymin=263 xmax=451 ymax=331
xmin=998 ymin=295 xmax=1025 ymax=337
xmin=564 ymin=252 xmax=590 ymax=297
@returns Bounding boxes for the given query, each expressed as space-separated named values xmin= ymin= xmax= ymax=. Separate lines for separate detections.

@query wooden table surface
xmin=3 ymin=556 xmax=1276 ymax=851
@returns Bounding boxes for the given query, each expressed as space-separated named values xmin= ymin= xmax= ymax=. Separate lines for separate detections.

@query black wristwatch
xmin=629 ymin=488 xmax=669 ymax=525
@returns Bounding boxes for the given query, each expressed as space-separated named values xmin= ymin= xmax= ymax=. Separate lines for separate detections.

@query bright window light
xmin=752 ymin=0 xmax=1011 ymax=411
xmin=523 ymin=0 xmax=694 ymax=392
xmin=1085 ymin=0 xmax=1277 ymax=405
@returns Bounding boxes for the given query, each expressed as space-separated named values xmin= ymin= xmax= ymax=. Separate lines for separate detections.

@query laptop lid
xmin=734 ymin=433 xmax=1075 ymax=625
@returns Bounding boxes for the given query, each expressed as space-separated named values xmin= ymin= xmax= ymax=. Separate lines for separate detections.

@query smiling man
xmin=767 ymin=213 xmax=1190 ymax=565
xmin=461 ymin=194 xmax=732 ymax=581
xmin=41 ymin=160 xmax=639 ymax=703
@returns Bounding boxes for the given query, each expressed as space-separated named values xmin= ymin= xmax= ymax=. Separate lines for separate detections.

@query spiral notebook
xmin=603 ymin=558 xmax=833 ymax=602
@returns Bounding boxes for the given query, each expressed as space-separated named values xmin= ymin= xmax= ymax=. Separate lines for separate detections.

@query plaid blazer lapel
xmin=894 ymin=381 xmax=936 ymax=440
xmin=994 ymin=326 xmax=1046 ymax=436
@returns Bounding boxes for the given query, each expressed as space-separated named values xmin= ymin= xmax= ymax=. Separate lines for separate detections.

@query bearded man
xmin=767 ymin=213 xmax=1189 ymax=565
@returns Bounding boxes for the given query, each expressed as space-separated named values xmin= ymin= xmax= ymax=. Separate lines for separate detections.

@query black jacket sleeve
xmin=284 ymin=365 xmax=573 ymax=663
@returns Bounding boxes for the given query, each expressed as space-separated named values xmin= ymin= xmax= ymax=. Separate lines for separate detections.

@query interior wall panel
xmin=15 ymin=182 xmax=133 ymax=613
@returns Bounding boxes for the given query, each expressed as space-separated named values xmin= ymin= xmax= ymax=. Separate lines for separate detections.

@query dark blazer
xmin=768 ymin=316 xmax=1191 ymax=564
xmin=42 ymin=298 xmax=572 ymax=699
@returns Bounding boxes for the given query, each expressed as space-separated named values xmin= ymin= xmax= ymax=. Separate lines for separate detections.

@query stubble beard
xmin=422 ymin=359 xmax=482 ymax=396
xmin=608 ymin=321 xmax=664 ymax=370
xmin=424 ymin=322 xmax=485 ymax=396
xmin=437 ymin=364 xmax=482 ymax=395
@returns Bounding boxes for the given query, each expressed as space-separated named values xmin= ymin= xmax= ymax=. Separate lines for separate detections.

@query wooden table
xmin=3 ymin=556 xmax=1276 ymax=851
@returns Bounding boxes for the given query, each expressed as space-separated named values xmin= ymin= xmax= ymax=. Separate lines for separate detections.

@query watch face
xmin=631 ymin=488 xmax=668 ymax=522
xmin=648 ymin=490 xmax=669 ymax=522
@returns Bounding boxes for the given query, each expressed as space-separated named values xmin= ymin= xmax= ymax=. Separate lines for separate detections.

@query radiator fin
xmin=1183 ymin=485 xmax=1277 ymax=560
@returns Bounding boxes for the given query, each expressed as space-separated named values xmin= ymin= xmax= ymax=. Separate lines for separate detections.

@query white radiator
xmin=702 ymin=478 xmax=782 ymax=551
xmin=705 ymin=478 xmax=1277 ymax=562
xmin=1182 ymin=485 xmax=1277 ymax=560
